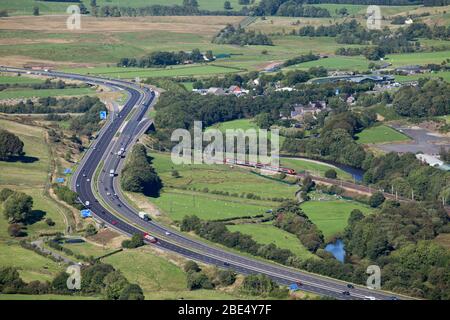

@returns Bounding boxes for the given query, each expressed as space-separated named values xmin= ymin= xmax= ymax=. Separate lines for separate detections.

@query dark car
xmin=389 ymin=296 xmax=399 ymax=300
xmin=342 ymin=291 xmax=350 ymax=296
xmin=224 ymin=262 xmax=230 ymax=266
xmin=347 ymin=284 xmax=354 ymax=289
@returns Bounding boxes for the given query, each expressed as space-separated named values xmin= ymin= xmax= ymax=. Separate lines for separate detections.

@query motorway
xmin=2 ymin=67 xmax=404 ymax=300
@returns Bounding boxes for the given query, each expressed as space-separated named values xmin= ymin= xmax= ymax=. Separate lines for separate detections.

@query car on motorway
xmin=111 ymin=220 xmax=118 ymax=225
xmin=224 ymin=262 xmax=230 ymax=266
xmin=86 ymin=178 xmax=90 ymax=182
xmin=347 ymin=284 xmax=354 ymax=289
xmin=342 ymin=291 xmax=350 ymax=296
xmin=165 ymin=231 xmax=171 ymax=236
xmin=143 ymin=233 xmax=158 ymax=243
xmin=389 ymin=296 xmax=399 ymax=300
xmin=85 ymin=201 xmax=90 ymax=206
xmin=364 ymin=296 xmax=376 ymax=300
xmin=296 ymin=281 xmax=303 ymax=287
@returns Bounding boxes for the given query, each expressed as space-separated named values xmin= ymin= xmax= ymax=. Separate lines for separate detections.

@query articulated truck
xmin=138 ymin=211 xmax=151 ymax=221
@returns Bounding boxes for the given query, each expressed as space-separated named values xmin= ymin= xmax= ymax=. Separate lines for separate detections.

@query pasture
xmin=300 ymin=200 xmax=373 ymax=239
xmin=356 ymin=125 xmax=410 ymax=144
xmin=227 ymin=223 xmax=316 ymax=260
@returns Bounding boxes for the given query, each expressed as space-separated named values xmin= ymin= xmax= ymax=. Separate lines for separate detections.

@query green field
xmin=280 ymin=158 xmax=352 ymax=181
xmin=63 ymin=65 xmax=243 ymax=79
xmin=0 ymin=294 xmax=98 ymax=300
xmin=300 ymin=200 xmax=373 ymax=239
xmin=151 ymin=152 xmax=297 ymax=200
xmin=102 ymin=247 xmax=249 ymax=300
xmin=0 ymin=75 xmax=44 ymax=85
xmin=356 ymin=125 xmax=410 ymax=144
xmin=151 ymin=189 xmax=273 ymax=221
xmin=395 ymin=71 xmax=450 ymax=83
xmin=0 ymin=242 xmax=63 ymax=282
xmin=0 ymin=87 xmax=94 ymax=99
xmin=305 ymin=4 xmax=420 ymax=18
xmin=0 ymin=0 xmax=250 ymax=15
xmin=145 ymin=152 xmax=297 ymax=221
xmin=0 ymin=119 xmax=68 ymax=284
xmin=207 ymin=118 xmax=258 ymax=132
xmin=286 ymin=50 xmax=450 ymax=72
xmin=227 ymin=223 xmax=316 ymax=260
xmin=62 ymin=241 xmax=115 ymax=259
xmin=0 ymin=119 xmax=49 ymax=186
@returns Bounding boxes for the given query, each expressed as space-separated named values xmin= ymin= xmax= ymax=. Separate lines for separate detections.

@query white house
xmin=416 ymin=153 xmax=444 ymax=167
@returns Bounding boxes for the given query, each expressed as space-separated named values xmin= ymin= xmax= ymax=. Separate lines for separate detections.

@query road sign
xmin=80 ymin=209 xmax=92 ymax=218
xmin=100 ymin=111 xmax=107 ymax=120
xmin=56 ymin=177 xmax=65 ymax=183
xmin=64 ymin=168 xmax=72 ymax=175
xmin=289 ymin=283 xmax=300 ymax=291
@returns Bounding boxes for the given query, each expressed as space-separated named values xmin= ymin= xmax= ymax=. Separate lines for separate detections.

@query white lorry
xmin=138 ymin=211 xmax=150 ymax=221
xmin=109 ymin=169 xmax=115 ymax=177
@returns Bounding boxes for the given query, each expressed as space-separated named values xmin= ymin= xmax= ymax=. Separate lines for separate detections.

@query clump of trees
xmin=183 ymin=261 xmax=236 ymax=291
xmin=0 ymin=96 xmax=102 ymax=115
xmin=0 ymin=188 xmax=37 ymax=237
xmin=363 ymin=152 xmax=450 ymax=203
xmin=53 ymin=184 xmax=83 ymax=210
xmin=392 ymin=79 xmax=450 ymax=117
xmin=282 ymin=52 xmax=320 ymax=68
xmin=122 ymin=233 xmax=144 ymax=249
xmin=252 ymin=0 xmax=330 ymax=17
xmin=344 ymin=201 xmax=447 ymax=260
xmin=240 ymin=274 xmax=288 ymax=298
xmin=0 ymin=130 xmax=24 ymax=160
xmin=273 ymin=200 xmax=324 ymax=252
xmin=180 ymin=214 xmax=297 ymax=265
xmin=0 ymin=262 xmax=145 ymax=300
xmin=121 ymin=145 xmax=162 ymax=197
xmin=213 ymin=24 xmax=273 ymax=46
xmin=118 ymin=49 xmax=207 ymax=68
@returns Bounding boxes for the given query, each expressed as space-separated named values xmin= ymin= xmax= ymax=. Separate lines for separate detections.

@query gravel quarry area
xmin=376 ymin=125 xmax=450 ymax=154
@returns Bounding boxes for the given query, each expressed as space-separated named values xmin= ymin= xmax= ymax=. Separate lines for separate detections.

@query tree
xmin=171 ymin=169 xmax=181 ymax=178
xmin=325 ymin=169 xmax=337 ymax=179
xmin=183 ymin=0 xmax=199 ymax=7
xmin=103 ymin=271 xmax=129 ymax=300
xmin=348 ymin=209 xmax=364 ymax=225
xmin=0 ymin=130 xmax=24 ymax=160
xmin=364 ymin=47 xmax=385 ymax=61
xmin=33 ymin=6 xmax=39 ymax=16
xmin=0 ymin=188 xmax=14 ymax=202
xmin=122 ymin=233 xmax=144 ymax=249
xmin=3 ymin=192 xmax=33 ymax=223
xmin=85 ymin=224 xmax=97 ymax=236
xmin=0 ymin=267 xmax=25 ymax=293
xmin=184 ymin=261 xmax=201 ymax=273
xmin=186 ymin=271 xmax=213 ymax=290
xmin=119 ymin=283 xmax=145 ymax=300
xmin=369 ymin=191 xmax=385 ymax=208
xmin=224 ymin=1 xmax=232 ymax=10
xmin=254 ymin=113 xmax=273 ymax=129
xmin=7 ymin=223 xmax=24 ymax=237
xmin=215 ymin=270 xmax=236 ymax=286
xmin=240 ymin=274 xmax=277 ymax=296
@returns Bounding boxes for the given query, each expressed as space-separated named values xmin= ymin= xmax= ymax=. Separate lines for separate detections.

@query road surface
xmin=2 ymin=66 xmax=405 ymax=300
